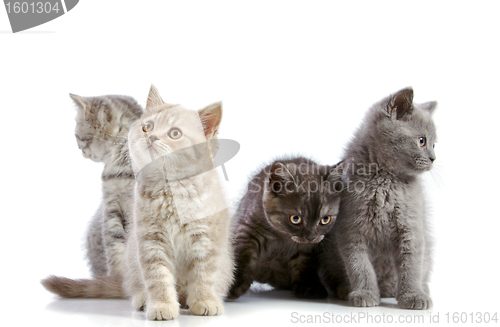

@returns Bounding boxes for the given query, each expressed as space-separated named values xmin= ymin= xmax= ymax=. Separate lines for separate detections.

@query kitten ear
xmin=198 ymin=101 xmax=222 ymax=138
xmin=387 ymin=88 xmax=414 ymax=120
xmin=145 ymin=84 xmax=165 ymax=112
xmin=70 ymin=94 xmax=92 ymax=117
xmin=420 ymin=101 xmax=437 ymax=115
xmin=269 ymin=162 xmax=296 ymax=194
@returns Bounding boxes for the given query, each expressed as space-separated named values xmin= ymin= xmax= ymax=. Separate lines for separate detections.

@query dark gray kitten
xmin=321 ymin=88 xmax=437 ymax=310
xmin=70 ymin=94 xmax=142 ymax=276
xmin=228 ymin=157 xmax=342 ymax=299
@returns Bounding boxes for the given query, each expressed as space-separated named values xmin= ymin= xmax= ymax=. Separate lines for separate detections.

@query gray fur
xmin=321 ymin=88 xmax=437 ymax=310
xmin=229 ymin=157 xmax=342 ymax=299
xmin=71 ymin=94 xmax=142 ymax=276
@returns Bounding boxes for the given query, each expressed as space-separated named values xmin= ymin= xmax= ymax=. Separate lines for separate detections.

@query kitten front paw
xmin=146 ymin=302 xmax=179 ymax=321
xmin=132 ymin=292 xmax=146 ymax=311
xmin=348 ymin=290 xmax=380 ymax=307
xmin=335 ymin=282 xmax=350 ymax=300
xmin=379 ymin=287 xmax=396 ymax=298
xmin=190 ymin=298 xmax=224 ymax=316
xmin=227 ymin=282 xmax=251 ymax=300
xmin=178 ymin=292 xmax=188 ymax=309
xmin=397 ymin=292 xmax=432 ymax=310
xmin=292 ymin=282 xmax=328 ymax=299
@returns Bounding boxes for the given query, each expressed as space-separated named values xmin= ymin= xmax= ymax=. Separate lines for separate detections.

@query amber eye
xmin=320 ymin=216 xmax=332 ymax=225
xmin=168 ymin=128 xmax=182 ymax=139
xmin=289 ymin=215 xmax=302 ymax=224
xmin=142 ymin=121 xmax=154 ymax=133
xmin=418 ymin=137 xmax=427 ymax=147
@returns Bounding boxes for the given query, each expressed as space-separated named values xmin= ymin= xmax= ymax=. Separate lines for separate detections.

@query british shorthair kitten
xmin=123 ymin=85 xmax=234 ymax=320
xmin=229 ymin=157 xmax=342 ymax=299
xmin=70 ymin=94 xmax=142 ymax=276
xmin=322 ymin=88 xmax=437 ymax=310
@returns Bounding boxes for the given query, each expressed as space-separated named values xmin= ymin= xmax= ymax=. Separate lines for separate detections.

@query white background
xmin=1 ymin=1 xmax=499 ymax=326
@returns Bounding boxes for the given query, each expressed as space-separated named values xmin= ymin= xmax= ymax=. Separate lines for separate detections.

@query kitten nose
xmin=149 ymin=135 xmax=158 ymax=143
xmin=306 ymin=237 xmax=315 ymax=242
xmin=429 ymin=157 xmax=435 ymax=162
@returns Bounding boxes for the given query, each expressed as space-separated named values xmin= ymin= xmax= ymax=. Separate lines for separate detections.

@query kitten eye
xmin=289 ymin=215 xmax=302 ymax=224
xmin=142 ymin=121 xmax=154 ymax=133
xmin=168 ymin=128 xmax=182 ymax=139
xmin=320 ymin=216 xmax=332 ymax=225
xmin=418 ymin=137 xmax=427 ymax=147
xmin=433 ymin=143 xmax=435 ymax=149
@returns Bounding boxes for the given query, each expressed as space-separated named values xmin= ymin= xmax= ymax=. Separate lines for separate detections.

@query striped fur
xmin=124 ymin=86 xmax=234 ymax=320
xmin=41 ymin=275 xmax=122 ymax=298
xmin=71 ymin=94 xmax=142 ymax=276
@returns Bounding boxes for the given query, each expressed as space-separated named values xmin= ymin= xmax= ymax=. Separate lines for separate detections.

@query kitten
xmin=70 ymin=94 xmax=142 ymax=276
xmin=228 ymin=157 xmax=342 ymax=299
xmin=123 ymin=85 xmax=234 ymax=320
xmin=321 ymin=88 xmax=437 ymax=310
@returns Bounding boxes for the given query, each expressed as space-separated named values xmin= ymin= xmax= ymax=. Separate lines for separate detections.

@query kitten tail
xmin=41 ymin=275 xmax=123 ymax=298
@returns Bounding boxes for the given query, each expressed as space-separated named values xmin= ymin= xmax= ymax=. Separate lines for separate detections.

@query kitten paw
xmin=146 ymin=302 xmax=179 ymax=321
xmin=336 ymin=282 xmax=350 ymax=300
xmin=190 ymin=298 xmax=224 ymax=316
xmin=380 ymin=288 xmax=396 ymax=298
xmin=292 ymin=282 xmax=328 ymax=299
xmin=348 ymin=290 xmax=380 ymax=307
xmin=397 ymin=292 xmax=432 ymax=310
xmin=227 ymin=284 xmax=251 ymax=300
xmin=132 ymin=292 xmax=146 ymax=311
xmin=178 ymin=292 xmax=188 ymax=309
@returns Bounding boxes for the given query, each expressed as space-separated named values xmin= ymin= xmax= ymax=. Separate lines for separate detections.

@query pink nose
xmin=149 ymin=135 xmax=158 ymax=143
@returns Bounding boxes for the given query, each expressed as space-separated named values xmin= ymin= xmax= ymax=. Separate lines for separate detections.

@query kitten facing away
xmin=228 ymin=157 xmax=342 ymax=299
xmin=321 ymin=88 xmax=437 ymax=310
xmin=43 ymin=86 xmax=234 ymax=320
xmin=70 ymin=94 xmax=142 ymax=277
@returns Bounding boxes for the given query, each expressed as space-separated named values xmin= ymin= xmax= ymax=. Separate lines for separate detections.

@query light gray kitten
xmin=322 ymin=88 xmax=437 ymax=310
xmin=70 ymin=94 xmax=142 ymax=276
xmin=124 ymin=86 xmax=233 ymax=320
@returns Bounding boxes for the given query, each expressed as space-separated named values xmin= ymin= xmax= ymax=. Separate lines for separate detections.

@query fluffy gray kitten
xmin=70 ymin=94 xmax=142 ymax=276
xmin=322 ymin=88 xmax=437 ymax=310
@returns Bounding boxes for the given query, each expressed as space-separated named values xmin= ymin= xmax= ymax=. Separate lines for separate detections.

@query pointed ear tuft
xmin=387 ymin=88 xmax=414 ymax=120
xmin=198 ymin=101 xmax=222 ymax=138
xmin=145 ymin=85 xmax=165 ymax=112
xmin=70 ymin=94 xmax=92 ymax=117
xmin=268 ymin=162 xmax=296 ymax=195
xmin=421 ymin=101 xmax=437 ymax=115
